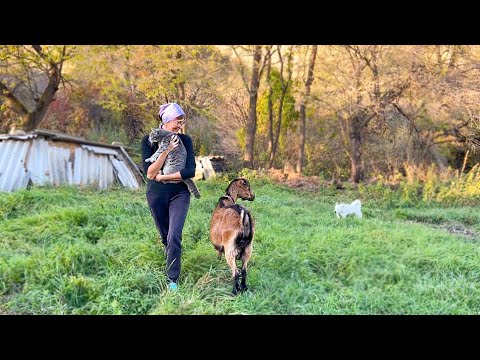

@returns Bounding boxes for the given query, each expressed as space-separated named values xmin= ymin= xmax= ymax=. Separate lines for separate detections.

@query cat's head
xmin=149 ymin=128 xmax=174 ymax=144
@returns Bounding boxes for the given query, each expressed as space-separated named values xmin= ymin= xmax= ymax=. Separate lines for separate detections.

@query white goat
xmin=334 ymin=199 xmax=362 ymax=219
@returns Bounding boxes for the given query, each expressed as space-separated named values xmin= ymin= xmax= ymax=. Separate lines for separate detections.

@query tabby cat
xmin=145 ymin=128 xmax=201 ymax=199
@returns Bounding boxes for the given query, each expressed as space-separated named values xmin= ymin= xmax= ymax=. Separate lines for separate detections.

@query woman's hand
xmin=167 ymin=135 xmax=179 ymax=153
xmin=155 ymin=173 xmax=164 ymax=182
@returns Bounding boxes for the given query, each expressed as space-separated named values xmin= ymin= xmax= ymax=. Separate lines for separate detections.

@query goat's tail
xmin=351 ymin=199 xmax=362 ymax=207
xmin=222 ymin=205 xmax=253 ymax=243
xmin=241 ymin=208 xmax=252 ymax=239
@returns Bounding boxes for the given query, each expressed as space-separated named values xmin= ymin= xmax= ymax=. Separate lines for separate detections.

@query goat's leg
xmin=233 ymin=269 xmax=240 ymax=295
xmin=240 ymin=243 xmax=252 ymax=291
xmin=213 ymin=244 xmax=223 ymax=259
xmin=225 ymin=246 xmax=240 ymax=295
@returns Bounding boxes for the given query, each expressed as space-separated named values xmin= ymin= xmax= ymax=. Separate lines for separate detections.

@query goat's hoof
xmin=232 ymin=285 xmax=241 ymax=296
xmin=240 ymin=285 xmax=248 ymax=292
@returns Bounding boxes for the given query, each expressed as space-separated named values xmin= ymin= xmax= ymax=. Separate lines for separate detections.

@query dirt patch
xmin=406 ymin=220 xmax=479 ymax=239
xmin=441 ymin=224 xmax=479 ymax=238
xmin=265 ymin=169 xmax=326 ymax=192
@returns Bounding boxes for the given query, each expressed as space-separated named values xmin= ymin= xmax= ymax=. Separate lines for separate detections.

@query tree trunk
xmin=269 ymin=92 xmax=285 ymax=168
xmin=266 ymin=56 xmax=274 ymax=159
xmin=0 ymin=46 xmax=66 ymax=132
xmin=23 ymin=65 xmax=62 ymax=131
xmin=244 ymin=45 xmax=262 ymax=169
xmin=296 ymin=45 xmax=317 ymax=173
xmin=269 ymin=45 xmax=293 ymax=169
xmin=349 ymin=114 xmax=364 ymax=183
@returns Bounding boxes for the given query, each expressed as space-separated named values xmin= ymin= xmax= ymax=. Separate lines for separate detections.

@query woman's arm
xmin=141 ymin=134 xmax=179 ymax=180
xmin=154 ymin=171 xmax=183 ymax=182
xmin=147 ymin=151 xmax=170 ymax=180
xmin=179 ymin=134 xmax=196 ymax=179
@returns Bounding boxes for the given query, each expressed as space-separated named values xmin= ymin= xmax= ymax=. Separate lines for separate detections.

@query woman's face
xmin=164 ymin=115 xmax=186 ymax=133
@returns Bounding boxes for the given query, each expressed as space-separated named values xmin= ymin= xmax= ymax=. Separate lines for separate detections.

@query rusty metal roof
xmin=0 ymin=129 xmax=128 ymax=149
xmin=0 ymin=130 xmax=144 ymax=193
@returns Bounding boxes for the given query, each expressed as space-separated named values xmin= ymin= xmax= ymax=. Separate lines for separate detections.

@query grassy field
xmin=1 ymin=177 xmax=480 ymax=314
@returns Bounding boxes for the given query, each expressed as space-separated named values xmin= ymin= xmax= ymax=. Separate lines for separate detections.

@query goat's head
xmin=226 ymin=177 xmax=255 ymax=202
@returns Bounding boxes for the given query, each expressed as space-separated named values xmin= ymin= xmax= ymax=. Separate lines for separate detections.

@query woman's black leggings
xmin=147 ymin=190 xmax=191 ymax=282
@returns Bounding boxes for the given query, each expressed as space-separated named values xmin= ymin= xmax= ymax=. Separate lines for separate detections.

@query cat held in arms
xmin=145 ymin=128 xmax=201 ymax=199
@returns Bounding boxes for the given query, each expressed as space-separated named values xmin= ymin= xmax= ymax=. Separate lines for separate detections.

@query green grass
xmin=1 ymin=179 xmax=480 ymax=314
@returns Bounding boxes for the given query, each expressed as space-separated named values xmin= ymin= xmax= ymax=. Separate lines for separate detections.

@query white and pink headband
xmin=159 ymin=103 xmax=185 ymax=123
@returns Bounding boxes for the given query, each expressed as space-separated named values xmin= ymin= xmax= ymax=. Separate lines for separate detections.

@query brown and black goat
xmin=210 ymin=177 xmax=255 ymax=295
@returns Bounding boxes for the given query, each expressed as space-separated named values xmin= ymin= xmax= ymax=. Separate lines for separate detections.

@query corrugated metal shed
xmin=0 ymin=130 xmax=145 ymax=193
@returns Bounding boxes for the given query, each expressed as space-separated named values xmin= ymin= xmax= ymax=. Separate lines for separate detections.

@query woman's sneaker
xmin=168 ymin=282 xmax=177 ymax=291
